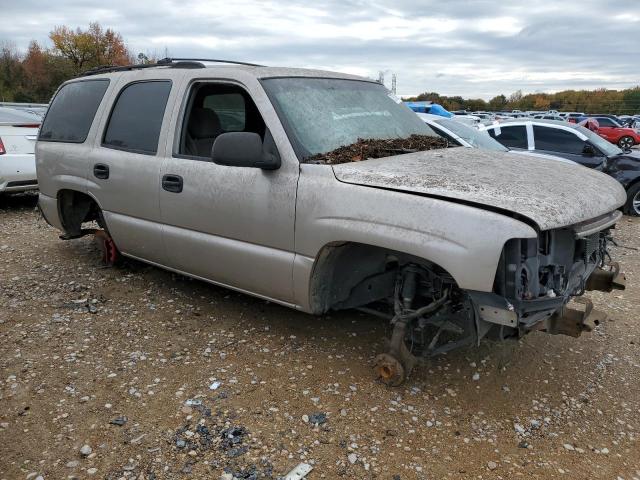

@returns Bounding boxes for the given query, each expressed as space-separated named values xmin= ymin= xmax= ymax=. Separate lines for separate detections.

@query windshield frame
xmin=260 ymin=76 xmax=438 ymax=162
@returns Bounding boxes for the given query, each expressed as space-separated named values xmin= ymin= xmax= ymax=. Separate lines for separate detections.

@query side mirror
xmin=212 ymin=132 xmax=281 ymax=170
xmin=582 ymin=144 xmax=596 ymax=157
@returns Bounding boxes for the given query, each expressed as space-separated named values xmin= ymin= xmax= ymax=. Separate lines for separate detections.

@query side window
xmin=103 ymin=81 xmax=171 ymax=154
xmin=178 ymin=83 xmax=266 ymax=158
xmin=596 ymin=118 xmax=615 ymax=127
xmin=39 ymin=79 xmax=109 ymax=143
xmin=203 ymin=94 xmax=245 ymax=131
xmin=487 ymin=125 xmax=528 ymax=149
xmin=533 ymin=126 xmax=585 ymax=154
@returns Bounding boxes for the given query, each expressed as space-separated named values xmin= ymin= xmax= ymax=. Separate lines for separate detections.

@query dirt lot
xmin=1 ymin=193 xmax=639 ymax=480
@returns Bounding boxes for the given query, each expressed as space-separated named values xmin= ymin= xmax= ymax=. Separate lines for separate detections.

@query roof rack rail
xmin=79 ymin=57 xmax=262 ymax=77
xmin=157 ymin=57 xmax=263 ymax=67
xmin=79 ymin=63 xmax=162 ymax=77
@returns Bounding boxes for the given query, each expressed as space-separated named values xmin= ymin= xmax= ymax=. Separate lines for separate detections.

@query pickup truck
xmin=36 ymin=59 xmax=626 ymax=385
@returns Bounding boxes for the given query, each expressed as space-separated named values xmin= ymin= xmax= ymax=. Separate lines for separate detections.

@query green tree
xmin=49 ymin=22 xmax=131 ymax=73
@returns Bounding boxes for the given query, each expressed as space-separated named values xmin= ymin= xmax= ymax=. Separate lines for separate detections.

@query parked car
xmin=416 ymin=113 xmax=576 ymax=164
xmin=584 ymin=116 xmax=640 ymax=149
xmin=0 ymin=107 xmax=40 ymax=194
xmin=37 ymin=59 xmax=626 ymax=385
xmin=0 ymin=102 xmax=48 ymax=118
xmin=534 ymin=114 xmax=564 ymax=121
xmin=450 ymin=112 xmax=482 ymax=126
xmin=480 ymin=119 xmax=640 ymax=215
xmin=563 ymin=112 xmax=586 ymax=123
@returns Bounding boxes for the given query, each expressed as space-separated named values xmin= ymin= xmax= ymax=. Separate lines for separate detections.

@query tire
xmin=618 ymin=136 xmax=635 ymax=149
xmin=625 ymin=183 xmax=640 ymax=217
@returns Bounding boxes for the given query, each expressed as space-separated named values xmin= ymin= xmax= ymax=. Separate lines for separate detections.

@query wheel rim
xmin=633 ymin=190 xmax=640 ymax=215
xmin=620 ymin=136 xmax=634 ymax=149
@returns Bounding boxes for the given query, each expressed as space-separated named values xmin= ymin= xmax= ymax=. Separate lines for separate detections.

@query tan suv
xmin=36 ymin=59 xmax=626 ymax=384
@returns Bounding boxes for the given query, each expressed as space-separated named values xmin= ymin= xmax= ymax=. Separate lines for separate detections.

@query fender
xmin=292 ymin=165 xmax=537 ymax=312
xmin=606 ymin=156 xmax=640 ymax=190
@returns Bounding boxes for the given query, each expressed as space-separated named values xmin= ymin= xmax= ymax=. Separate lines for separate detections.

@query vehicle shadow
xmin=0 ymin=192 xmax=39 ymax=211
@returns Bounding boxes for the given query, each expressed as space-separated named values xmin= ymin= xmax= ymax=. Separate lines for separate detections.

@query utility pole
xmin=378 ymin=71 xmax=385 ymax=86
xmin=391 ymin=74 xmax=397 ymax=95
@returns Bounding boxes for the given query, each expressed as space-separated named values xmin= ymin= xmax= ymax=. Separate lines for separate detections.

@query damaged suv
xmin=37 ymin=59 xmax=626 ymax=385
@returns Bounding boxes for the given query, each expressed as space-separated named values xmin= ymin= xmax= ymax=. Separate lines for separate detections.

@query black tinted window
xmin=103 ymin=81 xmax=171 ymax=154
xmin=595 ymin=117 xmax=617 ymax=127
xmin=39 ymin=80 xmax=109 ymax=143
xmin=487 ymin=125 xmax=528 ymax=148
xmin=533 ymin=126 xmax=585 ymax=154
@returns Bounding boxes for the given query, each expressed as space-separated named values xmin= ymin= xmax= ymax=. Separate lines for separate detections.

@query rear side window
xmin=533 ymin=126 xmax=586 ymax=154
xmin=39 ymin=80 xmax=109 ymax=143
xmin=103 ymin=81 xmax=171 ymax=154
xmin=487 ymin=125 xmax=528 ymax=149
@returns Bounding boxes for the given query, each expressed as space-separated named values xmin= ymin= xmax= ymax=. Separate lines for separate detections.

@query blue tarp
xmin=403 ymin=101 xmax=453 ymax=118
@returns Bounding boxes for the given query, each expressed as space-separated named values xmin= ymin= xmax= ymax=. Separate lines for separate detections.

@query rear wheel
xmin=618 ymin=136 xmax=635 ymax=149
xmin=625 ymin=183 xmax=640 ymax=216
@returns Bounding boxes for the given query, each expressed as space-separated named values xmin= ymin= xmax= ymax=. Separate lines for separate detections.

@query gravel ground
xmin=1 ymin=193 xmax=639 ymax=480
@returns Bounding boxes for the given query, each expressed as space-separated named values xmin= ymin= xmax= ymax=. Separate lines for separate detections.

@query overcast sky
xmin=2 ymin=0 xmax=639 ymax=99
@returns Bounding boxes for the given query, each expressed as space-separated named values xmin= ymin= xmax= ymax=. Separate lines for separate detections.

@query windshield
xmin=261 ymin=77 xmax=438 ymax=160
xmin=434 ymin=118 xmax=508 ymax=152
xmin=573 ymin=124 xmax=622 ymax=156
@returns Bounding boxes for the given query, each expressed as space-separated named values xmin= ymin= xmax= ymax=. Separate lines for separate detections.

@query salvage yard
xmin=1 ymin=194 xmax=639 ymax=480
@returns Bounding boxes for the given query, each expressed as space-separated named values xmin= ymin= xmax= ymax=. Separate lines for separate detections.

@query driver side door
xmin=158 ymin=79 xmax=299 ymax=304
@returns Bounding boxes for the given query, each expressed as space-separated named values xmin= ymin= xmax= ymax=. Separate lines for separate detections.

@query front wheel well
xmin=308 ymin=242 xmax=458 ymax=314
xmin=57 ymin=189 xmax=102 ymax=236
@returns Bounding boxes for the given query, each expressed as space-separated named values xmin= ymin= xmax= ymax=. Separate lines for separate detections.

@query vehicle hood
xmin=615 ymin=150 xmax=640 ymax=162
xmin=332 ymin=148 xmax=627 ymax=231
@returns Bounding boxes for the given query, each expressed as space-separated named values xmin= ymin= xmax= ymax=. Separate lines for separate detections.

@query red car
xmin=579 ymin=116 xmax=640 ymax=149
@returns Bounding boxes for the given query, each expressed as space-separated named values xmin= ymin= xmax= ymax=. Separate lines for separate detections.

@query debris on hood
xmin=304 ymin=135 xmax=449 ymax=165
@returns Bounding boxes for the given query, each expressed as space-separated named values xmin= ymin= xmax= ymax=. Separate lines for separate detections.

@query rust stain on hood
xmin=332 ymin=148 xmax=627 ymax=231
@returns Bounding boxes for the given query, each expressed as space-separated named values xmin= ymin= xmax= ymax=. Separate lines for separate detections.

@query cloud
xmin=1 ymin=0 xmax=639 ymax=98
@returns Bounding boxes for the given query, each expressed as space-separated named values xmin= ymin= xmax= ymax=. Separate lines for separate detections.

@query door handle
xmin=93 ymin=163 xmax=109 ymax=179
xmin=162 ymin=174 xmax=183 ymax=193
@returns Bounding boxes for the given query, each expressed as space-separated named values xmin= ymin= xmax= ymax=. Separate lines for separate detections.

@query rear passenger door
xmin=531 ymin=125 xmax=603 ymax=167
xmin=159 ymin=80 xmax=298 ymax=304
xmin=87 ymin=76 xmax=179 ymax=264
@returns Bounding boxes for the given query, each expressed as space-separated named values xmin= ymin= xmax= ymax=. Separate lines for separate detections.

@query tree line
xmin=2 ymin=22 xmax=640 ymax=114
xmin=405 ymin=87 xmax=640 ymax=115
xmin=0 ymin=23 xmax=138 ymax=103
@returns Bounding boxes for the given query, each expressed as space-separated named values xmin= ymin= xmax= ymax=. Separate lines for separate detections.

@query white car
xmin=0 ymin=107 xmax=40 ymax=193
xmin=417 ymin=113 xmax=577 ymax=165
xmin=451 ymin=113 xmax=481 ymax=126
